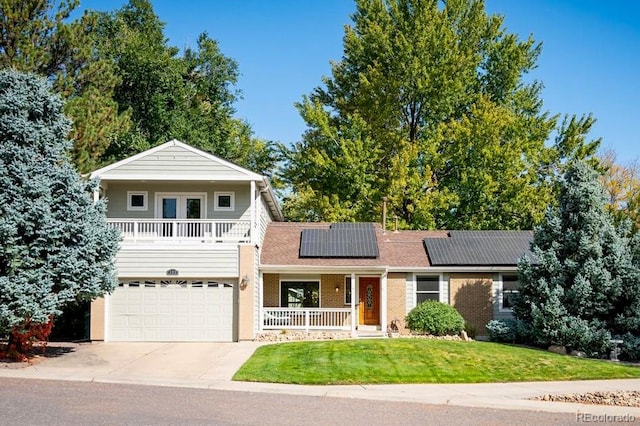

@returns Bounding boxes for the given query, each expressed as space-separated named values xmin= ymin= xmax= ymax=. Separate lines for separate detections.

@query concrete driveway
xmin=0 ymin=341 xmax=263 ymax=386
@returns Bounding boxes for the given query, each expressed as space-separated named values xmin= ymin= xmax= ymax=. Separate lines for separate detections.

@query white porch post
xmin=250 ymin=181 xmax=256 ymax=244
xmin=350 ymin=272 xmax=356 ymax=336
xmin=258 ymin=271 xmax=264 ymax=332
xmin=381 ymin=270 xmax=388 ymax=335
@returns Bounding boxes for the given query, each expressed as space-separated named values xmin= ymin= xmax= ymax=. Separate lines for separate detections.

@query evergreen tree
xmin=0 ymin=0 xmax=132 ymax=173
xmin=0 ymin=70 xmax=119 ymax=350
xmin=513 ymin=161 xmax=640 ymax=356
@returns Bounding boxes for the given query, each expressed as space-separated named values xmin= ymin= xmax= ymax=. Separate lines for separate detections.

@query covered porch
xmin=259 ymin=271 xmax=389 ymax=335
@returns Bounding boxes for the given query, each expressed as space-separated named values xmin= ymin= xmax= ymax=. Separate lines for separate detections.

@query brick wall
xmin=320 ymin=274 xmax=347 ymax=308
xmin=263 ymin=273 xmax=279 ymax=306
xmin=449 ymin=274 xmax=493 ymax=337
xmin=263 ymin=274 xmax=348 ymax=308
xmin=387 ymin=273 xmax=409 ymax=334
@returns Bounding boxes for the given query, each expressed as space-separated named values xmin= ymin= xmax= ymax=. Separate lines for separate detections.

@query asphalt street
xmin=0 ymin=377 xmax=585 ymax=425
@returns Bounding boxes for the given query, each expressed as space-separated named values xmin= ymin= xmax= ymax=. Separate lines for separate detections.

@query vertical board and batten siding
xmin=100 ymin=145 xmax=249 ymax=179
xmin=104 ymin=182 xmax=252 ymax=221
xmin=115 ymin=248 xmax=239 ymax=277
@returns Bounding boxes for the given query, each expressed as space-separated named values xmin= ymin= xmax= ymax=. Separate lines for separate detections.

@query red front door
xmin=359 ymin=277 xmax=380 ymax=325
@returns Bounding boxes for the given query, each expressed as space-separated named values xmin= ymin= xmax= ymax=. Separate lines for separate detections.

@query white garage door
xmin=109 ymin=279 xmax=235 ymax=342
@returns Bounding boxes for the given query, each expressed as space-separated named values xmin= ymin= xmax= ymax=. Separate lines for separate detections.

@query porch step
xmin=357 ymin=325 xmax=387 ymax=338
xmin=357 ymin=332 xmax=387 ymax=339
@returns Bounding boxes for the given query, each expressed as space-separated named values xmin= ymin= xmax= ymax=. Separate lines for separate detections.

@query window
xmin=501 ymin=274 xmax=519 ymax=311
xmin=127 ymin=191 xmax=148 ymax=211
xmin=214 ymin=191 xmax=235 ymax=211
xmin=344 ymin=276 xmax=352 ymax=305
xmin=280 ymin=281 xmax=319 ymax=308
xmin=416 ymin=276 xmax=439 ymax=304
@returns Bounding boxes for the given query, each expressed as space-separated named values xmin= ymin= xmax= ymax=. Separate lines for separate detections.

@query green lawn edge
xmin=233 ymin=339 xmax=640 ymax=385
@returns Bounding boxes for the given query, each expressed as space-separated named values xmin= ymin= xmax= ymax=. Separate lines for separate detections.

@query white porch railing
xmin=263 ymin=308 xmax=352 ymax=331
xmin=108 ymin=219 xmax=251 ymax=243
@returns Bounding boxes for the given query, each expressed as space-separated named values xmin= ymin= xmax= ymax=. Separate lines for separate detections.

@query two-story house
xmin=88 ymin=140 xmax=282 ymax=342
xmin=88 ymin=140 xmax=529 ymax=343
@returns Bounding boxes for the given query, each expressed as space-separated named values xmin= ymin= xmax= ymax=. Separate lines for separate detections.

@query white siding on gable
xmin=98 ymin=144 xmax=251 ymax=180
xmin=116 ymin=247 xmax=239 ymax=277
xmin=258 ymin=196 xmax=271 ymax=245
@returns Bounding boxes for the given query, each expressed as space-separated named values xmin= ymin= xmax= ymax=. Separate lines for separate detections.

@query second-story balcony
xmin=108 ymin=219 xmax=251 ymax=243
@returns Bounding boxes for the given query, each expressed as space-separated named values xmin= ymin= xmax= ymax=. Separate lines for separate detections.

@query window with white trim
xmin=214 ymin=191 xmax=235 ymax=211
xmin=127 ymin=191 xmax=148 ymax=211
xmin=500 ymin=274 xmax=519 ymax=311
xmin=344 ymin=276 xmax=352 ymax=305
xmin=416 ymin=276 xmax=439 ymax=304
xmin=280 ymin=281 xmax=319 ymax=308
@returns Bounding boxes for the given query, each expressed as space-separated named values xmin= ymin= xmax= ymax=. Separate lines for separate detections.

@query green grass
xmin=233 ymin=339 xmax=640 ymax=385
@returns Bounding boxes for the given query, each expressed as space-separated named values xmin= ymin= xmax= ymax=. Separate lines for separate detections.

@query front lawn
xmin=233 ymin=339 xmax=640 ymax=385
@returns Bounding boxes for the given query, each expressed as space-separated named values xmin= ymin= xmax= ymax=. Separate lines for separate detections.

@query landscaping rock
xmin=569 ymin=349 xmax=586 ymax=358
xmin=531 ymin=391 xmax=640 ymax=407
xmin=254 ymin=331 xmax=351 ymax=342
xmin=548 ymin=345 xmax=567 ymax=355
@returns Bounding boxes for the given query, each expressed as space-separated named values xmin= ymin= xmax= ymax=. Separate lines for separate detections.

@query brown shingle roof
xmin=260 ymin=222 xmax=448 ymax=268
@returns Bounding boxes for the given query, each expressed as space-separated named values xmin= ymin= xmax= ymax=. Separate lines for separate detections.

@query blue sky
xmin=77 ymin=0 xmax=639 ymax=164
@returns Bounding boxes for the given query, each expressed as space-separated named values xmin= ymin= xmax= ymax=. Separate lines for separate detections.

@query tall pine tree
xmin=513 ymin=161 xmax=640 ymax=357
xmin=0 ymin=70 xmax=120 ymax=350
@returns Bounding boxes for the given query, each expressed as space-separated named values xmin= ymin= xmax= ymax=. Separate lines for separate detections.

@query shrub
xmin=464 ymin=321 xmax=476 ymax=339
xmin=486 ymin=319 xmax=517 ymax=343
xmin=486 ymin=319 xmax=533 ymax=344
xmin=405 ymin=301 xmax=464 ymax=336
xmin=616 ymin=333 xmax=640 ymax=361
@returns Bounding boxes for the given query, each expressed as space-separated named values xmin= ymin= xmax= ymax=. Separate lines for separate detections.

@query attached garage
xmin=109 ymin=279 xmax=236 ymax=342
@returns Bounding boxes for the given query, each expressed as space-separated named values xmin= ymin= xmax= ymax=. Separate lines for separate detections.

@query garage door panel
xmin=109 ymin=280 xmax=235 ymax=342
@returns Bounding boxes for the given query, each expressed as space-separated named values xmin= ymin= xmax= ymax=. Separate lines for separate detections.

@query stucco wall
xmin=90 ymin=297 xmax=105 ymax=341
xmin=448 ymin=273 xmax=493 ymax=337
xmin=238 ymin=244 xmax=256 ymax=340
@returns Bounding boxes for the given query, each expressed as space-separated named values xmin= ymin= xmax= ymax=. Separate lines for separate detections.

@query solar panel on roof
xmin=423 ymin=231 xmax=534 ymax=266
xmin=299 ymin=223 xmax=379 ymax=258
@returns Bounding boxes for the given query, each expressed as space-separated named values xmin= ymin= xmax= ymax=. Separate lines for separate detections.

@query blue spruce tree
xmin=513 ymin=161 xmax=640 ymax=358
xmin=0 ymin=70 xmax=119 ymax=353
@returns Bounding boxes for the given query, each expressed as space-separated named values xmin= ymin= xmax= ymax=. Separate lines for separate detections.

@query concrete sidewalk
xmin=1 ymin=341 xmax=639 ymax=417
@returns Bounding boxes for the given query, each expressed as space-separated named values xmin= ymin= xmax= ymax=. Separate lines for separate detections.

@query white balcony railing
xmin=263 ymin=308 xmax=352 ymax=331
xmin=108 ymin=219 xmax=251 ymax=243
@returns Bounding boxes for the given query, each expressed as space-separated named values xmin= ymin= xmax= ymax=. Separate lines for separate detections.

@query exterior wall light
xmin=240 ymin=274 xmax=250 ymax=290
